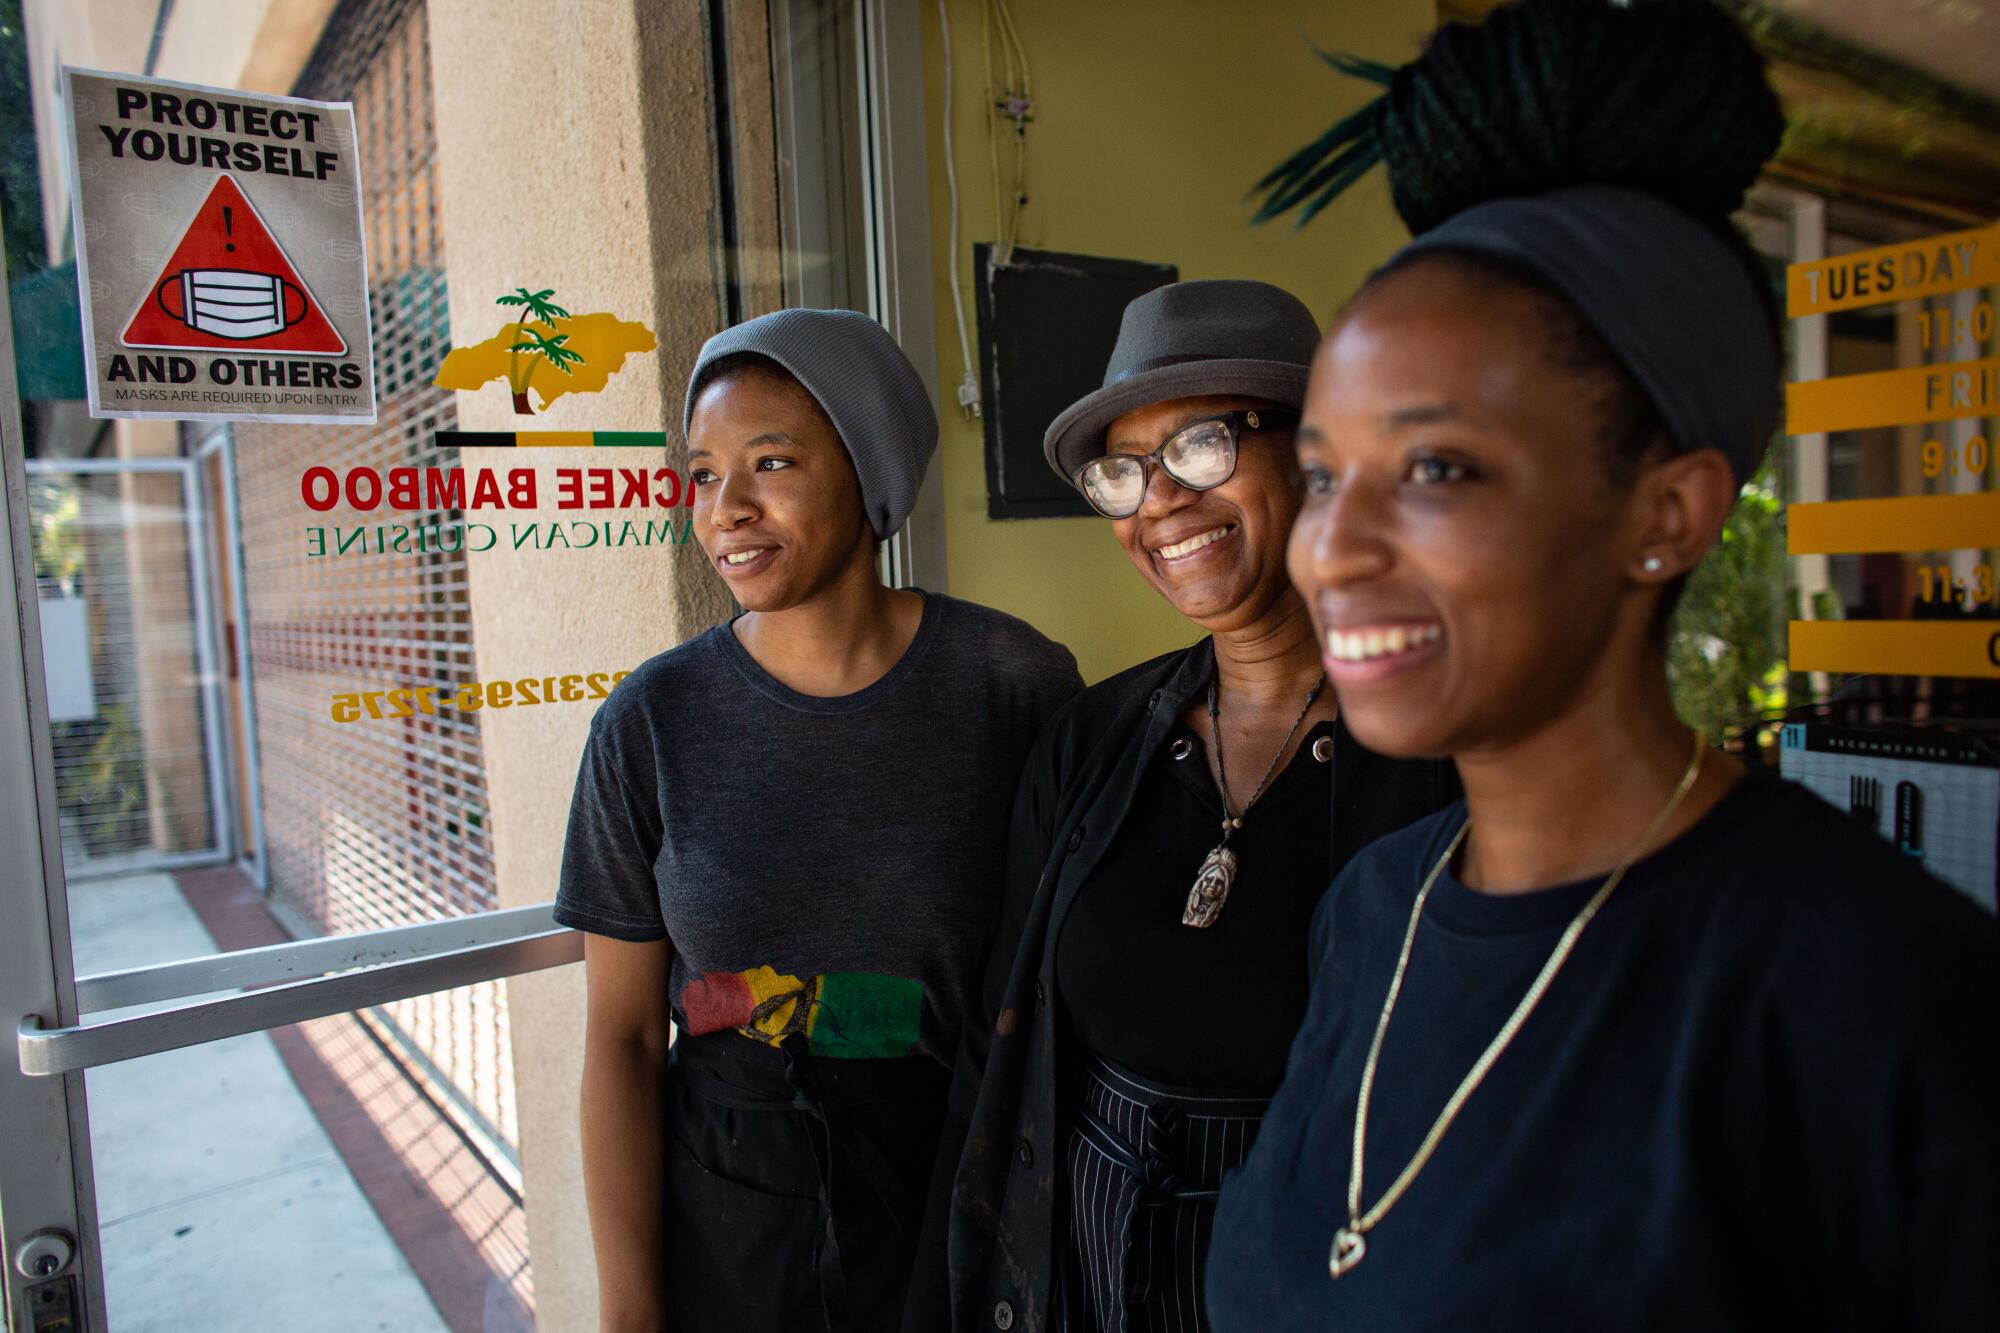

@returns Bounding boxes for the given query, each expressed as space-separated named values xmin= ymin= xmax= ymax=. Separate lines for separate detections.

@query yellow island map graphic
xmin=434 ymin=287 xmax=656 ymax=413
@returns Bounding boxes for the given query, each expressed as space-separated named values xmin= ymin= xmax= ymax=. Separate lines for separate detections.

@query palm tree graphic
xmin=496 ymin=286 xmax=583 ymax=414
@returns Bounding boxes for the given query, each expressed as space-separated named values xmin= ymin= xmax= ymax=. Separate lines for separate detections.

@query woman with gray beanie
xmin=1210 ymin=2 xmax=2000 ymax=1328
xmin=554 ymin=307 xmax=1080 ymax=1332
xmin=916 ymin=280 xmax=1457 ymax=1333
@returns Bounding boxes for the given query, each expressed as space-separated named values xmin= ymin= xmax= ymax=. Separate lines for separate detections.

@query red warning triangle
xmin=122 ymin=174 xmax=346 ymax=355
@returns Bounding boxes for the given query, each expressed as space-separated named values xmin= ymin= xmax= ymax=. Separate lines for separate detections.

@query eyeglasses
xmin=1075 ymin=409 xmax=1299 ymax=519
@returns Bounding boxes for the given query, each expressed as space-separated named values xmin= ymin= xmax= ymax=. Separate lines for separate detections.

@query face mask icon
xmin=155 ymin=268 xmax=309 ymax=340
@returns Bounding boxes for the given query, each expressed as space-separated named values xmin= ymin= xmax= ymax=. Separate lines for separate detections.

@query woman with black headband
xmin=909 ymin=281 xmax=1455 ymax=1333
xmin=556 ymin=308 xmax=1080 ymax=1332
xmin=1209 ymin=2 xmax=2000 ymax=1329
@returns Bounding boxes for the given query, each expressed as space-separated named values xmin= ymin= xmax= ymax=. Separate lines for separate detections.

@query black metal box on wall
xmin=973 ymin=244 xmax=1178 ymax=519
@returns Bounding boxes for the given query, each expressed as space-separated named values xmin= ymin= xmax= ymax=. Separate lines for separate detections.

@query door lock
xmin=13 ymin=1228 xmax=75 ymax=1279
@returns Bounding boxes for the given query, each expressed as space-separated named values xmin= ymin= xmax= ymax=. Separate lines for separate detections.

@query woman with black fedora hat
xmin=903 ymin=280 xmax=1457 ymax=1333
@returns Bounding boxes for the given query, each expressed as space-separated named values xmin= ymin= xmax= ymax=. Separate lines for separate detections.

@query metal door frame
xmin=24 ymin=455 xmax=233 ymax=879
xmin=193 ymin=425 xmax=270 ymax=891
xmin=859 ymin=0 xmax=949 ymax=594
xmin=1 ymin=234 xmax=109 ymax=1333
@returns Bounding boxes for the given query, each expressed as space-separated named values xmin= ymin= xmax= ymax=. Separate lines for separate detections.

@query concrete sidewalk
xmin=68 ymin=872 xmax=448 ymax=1333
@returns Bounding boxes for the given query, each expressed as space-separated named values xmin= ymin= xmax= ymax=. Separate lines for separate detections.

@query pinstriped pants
xmin=1063 ymin=1056 xmax=1270 ymax=1333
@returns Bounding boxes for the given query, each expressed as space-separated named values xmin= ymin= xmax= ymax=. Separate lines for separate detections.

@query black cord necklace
xmin=1182 ymin=671 xmax=1328 ymax=928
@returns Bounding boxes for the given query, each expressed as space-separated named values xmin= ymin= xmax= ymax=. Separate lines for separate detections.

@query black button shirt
xmin=1055 ymin=719 xmax=1337 ymax=1088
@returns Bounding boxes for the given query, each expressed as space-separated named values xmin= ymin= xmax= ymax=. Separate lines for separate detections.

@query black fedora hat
xmin=1043 ymin=278 xmax=1320 ymax=485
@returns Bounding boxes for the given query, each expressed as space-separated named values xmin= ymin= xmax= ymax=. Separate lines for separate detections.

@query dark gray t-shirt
xmin=554 ymin=591 xmax=1082 ymax=1068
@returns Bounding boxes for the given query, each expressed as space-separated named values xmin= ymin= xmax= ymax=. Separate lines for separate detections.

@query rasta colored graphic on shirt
xmin=681 ymin=966 xmax=923 ymax=1059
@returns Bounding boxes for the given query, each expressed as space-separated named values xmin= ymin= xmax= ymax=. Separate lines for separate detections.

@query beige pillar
xmin=427 ymin=3 xmax=763 ymax=1327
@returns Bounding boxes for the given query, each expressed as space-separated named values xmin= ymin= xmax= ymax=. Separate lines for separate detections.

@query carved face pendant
xmin=1183 ymin=844 xmax=1238 ymax=928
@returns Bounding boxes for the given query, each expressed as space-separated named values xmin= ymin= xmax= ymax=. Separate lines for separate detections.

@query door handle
xmin=19 ymin=926 xmax=581 ymax=1077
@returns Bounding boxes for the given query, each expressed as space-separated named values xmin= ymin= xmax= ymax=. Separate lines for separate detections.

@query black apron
xmin=1061 ymin=1055 xmax=1269 ymax=1333
xmin=663 ymin=1032 xmax=950 ymax=1332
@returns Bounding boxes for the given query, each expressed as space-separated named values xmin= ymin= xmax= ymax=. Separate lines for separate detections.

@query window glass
xmin=4 ymin=0 xmax=857 ymax=1323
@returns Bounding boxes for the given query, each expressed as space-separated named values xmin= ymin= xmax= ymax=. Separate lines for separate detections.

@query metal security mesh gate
xmin=230 ymin=0 xmax=521 ymax=1244
xmin=25 ymin=459 xmax=226 ymax=877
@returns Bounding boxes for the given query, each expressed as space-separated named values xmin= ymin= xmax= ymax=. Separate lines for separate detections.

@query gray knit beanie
xmin=683 ymin=308 xmax=938 ymax=538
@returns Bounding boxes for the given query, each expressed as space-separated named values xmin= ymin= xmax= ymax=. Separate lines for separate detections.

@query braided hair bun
xmin=1256 ymin=0 xmax=1785 ymax=236
xmin=1384 ymin=0 xmax=1783 ymax=235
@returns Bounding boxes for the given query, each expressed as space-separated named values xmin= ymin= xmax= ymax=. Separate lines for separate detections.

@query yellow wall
xmin=921 ymin=0 xmax=1438 ymax=682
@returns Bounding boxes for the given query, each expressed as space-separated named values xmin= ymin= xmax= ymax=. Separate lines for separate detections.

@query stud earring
xmin=1642 ymin=556 xmax=1665 ymax=574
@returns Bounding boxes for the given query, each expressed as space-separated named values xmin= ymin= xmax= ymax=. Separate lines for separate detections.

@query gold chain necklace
xmin=1328 ymin=729 xmax=1707 ymax=1279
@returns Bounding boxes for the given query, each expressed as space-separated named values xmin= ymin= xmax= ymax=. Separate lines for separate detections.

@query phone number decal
xmin=330 ymin=671 xmax=632 ymax=723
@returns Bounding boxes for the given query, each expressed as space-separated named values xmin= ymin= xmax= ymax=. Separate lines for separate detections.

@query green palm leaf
xmin=509 ymin=329 xmax=585 ymax=374
xmin=496 ymin=286 xmax=571 ymax=323
xmin=1250 ymin=46 xmax=1398 ymax=229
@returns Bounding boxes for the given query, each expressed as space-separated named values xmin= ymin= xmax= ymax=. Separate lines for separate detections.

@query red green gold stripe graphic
xmin=434 ymin=430 xmax=666 ymax=449
xmin=680 ymin=966 xmax=923 ymax=1059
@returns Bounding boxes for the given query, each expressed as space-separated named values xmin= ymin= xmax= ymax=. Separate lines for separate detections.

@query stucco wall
xmin=426 ymin=2 xmax=739 ymax=1328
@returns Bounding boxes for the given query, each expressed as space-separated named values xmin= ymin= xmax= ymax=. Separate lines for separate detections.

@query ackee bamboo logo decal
xmin=434 ymin=286 xmax=657 ymax=413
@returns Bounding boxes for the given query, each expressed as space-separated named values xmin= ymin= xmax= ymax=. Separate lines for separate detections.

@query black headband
xmin=1398 ymin=185 xmax=1779 ymax=486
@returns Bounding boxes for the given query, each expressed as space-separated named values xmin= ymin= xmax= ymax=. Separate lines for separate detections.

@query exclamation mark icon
xmin=223 ymin=206 xmax=235 ymax=253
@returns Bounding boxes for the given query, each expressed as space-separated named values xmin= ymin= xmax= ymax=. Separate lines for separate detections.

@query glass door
xmin=0 ymin=2 xmax=941 ymax=1329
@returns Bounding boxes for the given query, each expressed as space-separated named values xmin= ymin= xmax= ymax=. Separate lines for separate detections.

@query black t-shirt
xmin=1055 ymin=717 xmax=1337 ymax=1088
xmin=553 ymin=591 xmax=1082 ymax=1068
xmin=1208 ymin=765 xmax=2000 ymax=1331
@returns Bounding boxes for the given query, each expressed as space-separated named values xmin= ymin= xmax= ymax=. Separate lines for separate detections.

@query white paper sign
xmin=62 ymin=67 xmax=376 ymax=424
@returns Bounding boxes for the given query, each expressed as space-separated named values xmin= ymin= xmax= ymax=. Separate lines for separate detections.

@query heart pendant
xmin=1328 ymin=1227 xmax=1366 ymax=1278
xmin=1182 ymin=844 xmax=1238 ymax=928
